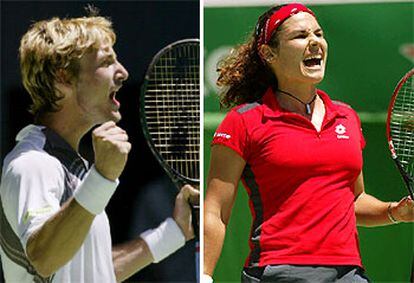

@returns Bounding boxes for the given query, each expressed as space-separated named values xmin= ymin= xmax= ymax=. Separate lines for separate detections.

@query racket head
xmin=140 ymin=39 xmax=200 ymax=188
xmin=386 ymin=68 xmax=414 ymax=197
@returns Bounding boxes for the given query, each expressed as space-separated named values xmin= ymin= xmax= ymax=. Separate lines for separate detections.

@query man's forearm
xmin=112 ymin=217 xmax=186 ymax=281
xmin=26 ymin=166 xmax=118 ymax=277
xmin=112 ymin=238 xmax=154 ymax=282
xmin=27 ymin=198 xmax=94 ymax=277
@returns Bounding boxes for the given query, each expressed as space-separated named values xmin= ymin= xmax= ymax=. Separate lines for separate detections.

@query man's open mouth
xmin=109 ymin=91 xmax=120 ymax=108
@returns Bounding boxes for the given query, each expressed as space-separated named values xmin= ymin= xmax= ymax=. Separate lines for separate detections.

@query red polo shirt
xmin=212 ymin=88 xmax=365 ymax=268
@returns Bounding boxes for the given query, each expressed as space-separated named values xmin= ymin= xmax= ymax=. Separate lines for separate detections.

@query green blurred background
xmin=204 ymin=1 xmax=414 ymax=282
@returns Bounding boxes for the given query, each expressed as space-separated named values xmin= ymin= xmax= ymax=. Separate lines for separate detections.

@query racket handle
xmin=191 ymin=204 xmax=199 ymax=240
xmin=173 ymin=181 xmax=199 ymax=239
xmin=393 ymin=159 xmax=414 ymax=200
xmin=195 ymin=241 xmax=200 ymax=282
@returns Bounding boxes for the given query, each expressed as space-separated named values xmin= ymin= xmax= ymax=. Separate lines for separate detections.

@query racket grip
xmin=191 ymin=204 xmax=199 ymax=240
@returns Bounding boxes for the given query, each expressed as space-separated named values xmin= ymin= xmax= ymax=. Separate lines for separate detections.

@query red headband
xmin=257 ymin=3 xmax=315 ymax=52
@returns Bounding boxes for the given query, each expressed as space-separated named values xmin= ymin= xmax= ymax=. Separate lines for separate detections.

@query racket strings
xmin=390 ymin=73 xmax=414 ymax=173
xmin=144 ymin=42 xmax=200 ymax=181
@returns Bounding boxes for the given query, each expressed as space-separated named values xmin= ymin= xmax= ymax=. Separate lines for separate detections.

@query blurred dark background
xmin=0 ymin=0 xmax=199 ymax=282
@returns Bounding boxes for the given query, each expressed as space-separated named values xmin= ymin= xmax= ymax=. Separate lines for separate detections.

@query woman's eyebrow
xmin=288 ymin=27 xmax=323 ymax=35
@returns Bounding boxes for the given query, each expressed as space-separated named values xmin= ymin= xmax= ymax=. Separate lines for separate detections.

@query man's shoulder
xmin=2 ymin=152 xmax=63 ymax=189
xmin=7 ymin=148 xmax=59 ymax=169
xmin=3 ymin=130 xmax=62 ymax=178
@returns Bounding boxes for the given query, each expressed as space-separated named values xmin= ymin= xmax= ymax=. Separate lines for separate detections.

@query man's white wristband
xmin=140 ymin=218 xmax=185 ymax=263
xmin=201 ymin=274 xmax=213 ymax=283
xmin=74 ymin=165 xmax=119 ymax=215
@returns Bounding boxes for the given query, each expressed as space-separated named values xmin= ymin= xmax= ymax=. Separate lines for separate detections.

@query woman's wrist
xmin=387 ymin=202 xmax=399 ymax=224
xmin=201 ymin=274 xmax=213 ymax=283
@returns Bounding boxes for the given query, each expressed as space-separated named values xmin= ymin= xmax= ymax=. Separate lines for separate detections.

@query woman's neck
xmin=275 ymin=82 xmax=318 ymax=116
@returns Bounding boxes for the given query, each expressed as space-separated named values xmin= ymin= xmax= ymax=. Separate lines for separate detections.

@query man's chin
xmin=100 ymin=111 xmax=121 ymax=124
xmin=111 ymin=112 xmax=122 ymax=123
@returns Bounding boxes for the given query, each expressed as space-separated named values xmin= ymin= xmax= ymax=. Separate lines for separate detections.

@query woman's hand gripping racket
xmin=140 ymin=39 xmax=200 ymax=238
xmin=386 ymin=68 xmax=414 ymax=201
xmin=386 ymin=69 xmax=414 ymax=283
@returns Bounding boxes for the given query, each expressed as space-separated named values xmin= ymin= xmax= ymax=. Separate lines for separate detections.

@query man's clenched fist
xmin=92 ymin=121 xmax=131 ymax=181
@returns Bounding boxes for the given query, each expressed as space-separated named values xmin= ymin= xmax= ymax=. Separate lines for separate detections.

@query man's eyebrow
xmin=100 ymin=52 xmax=117 ymax=61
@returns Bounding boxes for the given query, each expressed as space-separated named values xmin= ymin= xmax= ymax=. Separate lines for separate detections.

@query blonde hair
xmin=19 ymin=16 xmax=116 ymax=121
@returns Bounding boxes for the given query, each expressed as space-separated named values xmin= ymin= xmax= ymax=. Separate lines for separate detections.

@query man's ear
xmin=54 ymin=69 xmax=72 ymax=98
xmin=55 ymin=69 xmax=70 ymax=84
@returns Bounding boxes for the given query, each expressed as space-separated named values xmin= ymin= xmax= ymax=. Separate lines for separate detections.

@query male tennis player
xmin=0 ymin=14 xmax=199 ymax=283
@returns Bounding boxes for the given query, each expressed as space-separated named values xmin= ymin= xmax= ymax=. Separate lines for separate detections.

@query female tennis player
xmin=203 ymin=3 xmax=414 ymax=283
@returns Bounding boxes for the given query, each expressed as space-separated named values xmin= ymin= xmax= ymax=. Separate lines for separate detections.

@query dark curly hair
xmin=216 ymin=5 xmax=286 ymax=108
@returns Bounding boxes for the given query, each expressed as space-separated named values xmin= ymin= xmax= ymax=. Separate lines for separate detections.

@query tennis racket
xmin=140 ymin=38 xmax=200 ymax=235
xmin=386 ymin=68 xmax=414 ymax=201
xmin=386 ymin=69 xmax=414 ymax=283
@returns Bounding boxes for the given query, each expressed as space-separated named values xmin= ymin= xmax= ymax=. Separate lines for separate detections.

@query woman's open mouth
xmin=303 ymin=55 xmax=322 ymax=68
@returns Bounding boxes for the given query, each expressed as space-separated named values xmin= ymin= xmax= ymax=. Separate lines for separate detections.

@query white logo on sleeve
xmin=214 ymin=132 xmax=231 ymax=139
xmin=335 ymin=124 xmax=349 ymax=139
